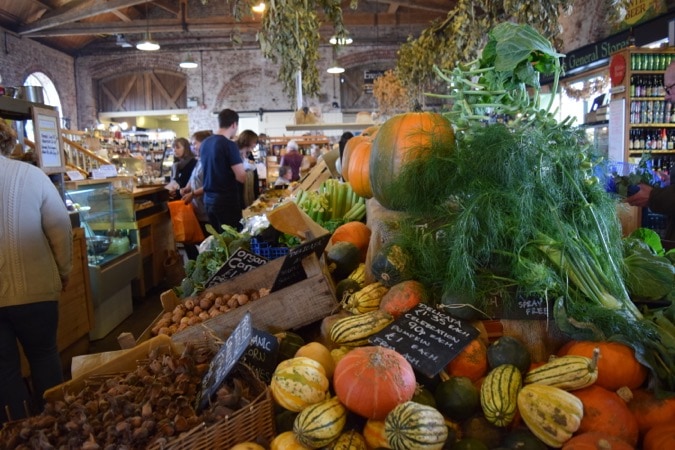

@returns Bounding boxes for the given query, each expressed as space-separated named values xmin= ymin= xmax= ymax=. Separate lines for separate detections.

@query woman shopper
xmin=236 ymin=129 xmax=260 ymax=208
xmin=180 ymin=130 xmax=213 ymax=259
xmin=0 ymin=120 xmax=73 ymax=423
xmin=168 ymin=137 xmax=197 ymax=199
xmin=279 ymin=139 xmax=303 ymax=182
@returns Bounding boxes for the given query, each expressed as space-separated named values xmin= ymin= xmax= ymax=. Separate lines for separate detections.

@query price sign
xmin=499 ymin=294 xmax=553 ymax=320
xmin=195 ymin=312 xmax=252 ymax=412
xmin=369 ymin=303 xmax=479 ymax=378
xmin=205 ymin=247 xmax=268 ymax=288
xmin=240 ymin=328 xmax=279 ymax=384
xmin=271 ymin=234 xmax=330 ymax=292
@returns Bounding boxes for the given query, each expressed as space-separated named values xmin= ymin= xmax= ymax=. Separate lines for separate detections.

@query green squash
xmin=501 ymin=428 xmax=548 ymax=450
xmin=327 ymin=241 xmax=362 ymax=281
xmin=486 ymin=336 xmax=531 ymax=373
xmin=276 ymin=331 xmax=306 ymax=362
xmin=433 ymin=376 xmax=480 ymax=422
xmin=370 ymin=244 xmax=411 ymax=287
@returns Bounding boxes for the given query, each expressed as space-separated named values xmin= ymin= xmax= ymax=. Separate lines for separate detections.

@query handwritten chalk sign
xmin=370 ymin=303 xmax=479 ymax=378
xmin=205 ymin=247 xmax=268 ymax=288
xmin=240 ymin=328 xmax=279 ymax=384
xmin=195 ymin=312 xmax=253 ymax=412
xmin=271 ymin=234 xmax=330 ymax=292
xmin=499 ymin=294 xmax=553 ymax=320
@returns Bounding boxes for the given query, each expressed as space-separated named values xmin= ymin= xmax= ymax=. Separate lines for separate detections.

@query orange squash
xmin=445 ymin=338 xmax=489 ymax=383
xmin=362 ymin=419 xmax=391 ymax=449
xmin=643 ymin=423 xmax=675 ymax=450
xmin=346 ymin=139 xmax=373 ymax=198
xmin=627 ymin=388 xmax=675 ymax=435
xmin=331 ymin=222 xmax=371 ymax=262
xmin=561 ymin=432 xmax=635 ymax=450
xmin=341 ymin=135 xmax=371 ymax=182
xmin=369 ymin=111 xmax=455 ymax=210
xmin=378 ymin=280 xmax=427 ymax=319
xmin=333 ymin=345 xmax=416 ymax=420
xmin=572 ymin=385 xmax=639 ymax=447
xmin=560 ymin=341 xmax=647 ymax=390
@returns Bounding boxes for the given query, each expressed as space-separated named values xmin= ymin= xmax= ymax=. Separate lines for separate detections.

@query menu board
xmin=31 ymin=106 xmax=65 ymax=174
xmin=205 ymin=247 xmax=268 ymax=288
xmin=271 ymin=234 xmax=330 ymax=292
xmin=195 ymin=312 xmax=252 ymax=412
xmin=370 ymin=303 xmax=479 ymax=378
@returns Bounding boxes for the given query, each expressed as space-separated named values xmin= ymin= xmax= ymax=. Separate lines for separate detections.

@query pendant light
xmin=179 ymin=53 xmax=198 ymax=69
xmin=327 ymin=45 xmax=344 ymax=74
xmin=136 ymin=2 xmax=160 ymax=51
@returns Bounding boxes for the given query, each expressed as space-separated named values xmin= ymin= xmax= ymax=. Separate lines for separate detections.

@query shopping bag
xmin=168 ymin=200 xmax=205 ymax=244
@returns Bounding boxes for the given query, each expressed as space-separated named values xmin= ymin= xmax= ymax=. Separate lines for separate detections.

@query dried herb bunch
xmin=1 ymin=344 xmax=261 ymax=450
xmin=395 ymin=0 xmax=632 ymax=97
xmin=372 ymin=70 xmax=411 ymax=116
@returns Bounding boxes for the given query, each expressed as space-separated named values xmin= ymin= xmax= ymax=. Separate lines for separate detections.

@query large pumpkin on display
xmin=369 ymin=111 xmax=455 ymax=210
xmin=346 ymin=138 xmax=373 ymax=198
xmin=333 ymin=346 xmax=416 ymax=420
xmin=341 ymin=135 xmax=371 ymax=182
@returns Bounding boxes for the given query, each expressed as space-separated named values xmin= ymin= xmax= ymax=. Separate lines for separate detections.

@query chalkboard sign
xmin=271 ymin=234 xmax=331 ymax=292
xmin=240 ymin=328 xmax=279 ymax=384
xmin=32 ymin=106 xmax=65 ymax=174
xmin=205 ymin=247 xmax=268 ymax=288
xmin=195 ymin=312 xmax=253 ymax=412
xmin=370 ymin=303 xmax=479 ymax=378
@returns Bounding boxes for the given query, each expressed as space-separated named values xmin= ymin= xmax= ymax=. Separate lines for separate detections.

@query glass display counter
xmin=65 ymin=179 xmax=141 ymax=340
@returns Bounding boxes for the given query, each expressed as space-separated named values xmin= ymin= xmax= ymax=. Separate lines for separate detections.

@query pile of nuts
xmin=152 ymin=288 xmax=271 ymax=337
xmin=1 ymin=343 xmax=262 ymax=450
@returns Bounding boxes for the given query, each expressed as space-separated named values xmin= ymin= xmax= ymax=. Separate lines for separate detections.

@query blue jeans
xmin=0 ymin=301 xmax=62 ymax=423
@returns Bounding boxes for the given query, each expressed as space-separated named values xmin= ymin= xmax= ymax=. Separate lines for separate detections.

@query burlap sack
xmin=364 ymin=198 xmax=409 ymax=283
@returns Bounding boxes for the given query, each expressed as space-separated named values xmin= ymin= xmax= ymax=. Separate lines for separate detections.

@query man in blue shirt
xmin=200 ymin=109 xmax=247 ymax=231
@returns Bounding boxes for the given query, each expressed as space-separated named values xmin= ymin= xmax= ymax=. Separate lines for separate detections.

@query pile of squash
xmin=253 ymin=241 xmax=675 ymax=450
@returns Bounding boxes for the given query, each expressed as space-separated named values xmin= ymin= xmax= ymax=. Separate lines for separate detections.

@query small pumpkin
xmin=561 ymin=432 xmax=635 ymax=450
xmin=501 ymin=428 xmax=548 ymax=450
xmin=331 ymin=222 xmax=371 ymax=261
xmin=384 ymin=401 xmax=448 ymax=450
xmin=572 ymin=384 xmax=639 ymax=446
xmin=560 ymin=341 xmax=647 ymax=390
xmin=362 ymin=419 xmax=391 ymax=449
xmin=294 ymin=396 xmax=347 ymax=448
xmin=295 ymin=341 xmax=336 ymax=379
xmin=369 ymin=111 xmax=455 ymax=211
xmin=328 ymin=430 xmax=368 ymax=450
xmin=276 ymin=331 xmax=306 ymax=362
xmin=379 ymin=280 xmax=427 ymax=319
xmin=327 ymin=241 xmax=363 ymax=282
xmin=371 ymin=244 xmax=411 ymax=287
xmin=342 ymin=135 xmax=371 ymax=182
xmin=270 ymin=431 xmax=313 ymax=450
xmin=486 ymin=336 xmax=531 ymax=373
xmin=445 ymin=338 xmax=488 ymax=383
xmin=434 ymin=376 xmax=480 ymax=422
xmin=627 ymin=388 xmax=675 ymax=434
xmin=333 ymin=346 xmax=416 ymax=420
xmin=643 ymin=423 xmax=675 ymax=450
xmin=346 ymin=139 xmax=374 ymax=198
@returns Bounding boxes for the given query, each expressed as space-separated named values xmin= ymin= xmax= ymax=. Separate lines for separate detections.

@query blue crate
xmin=250 ymin=237 xmax=290 ymax=259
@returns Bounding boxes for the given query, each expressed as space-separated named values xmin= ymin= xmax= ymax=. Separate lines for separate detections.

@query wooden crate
xmin=297 ymin=159 xmax=332 ymax=193
xmin=123 ymin=252 xmax=338 ymax=347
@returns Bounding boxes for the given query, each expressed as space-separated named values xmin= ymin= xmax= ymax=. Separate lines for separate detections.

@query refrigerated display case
xmin=66 ymin=179 xmax=141 ymax=340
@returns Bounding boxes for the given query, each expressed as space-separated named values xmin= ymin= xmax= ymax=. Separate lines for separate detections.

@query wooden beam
xmin=372 ymin=0 xmax=450 ymax=13
xmin=19 ymin=0 xmax=148 ymax=33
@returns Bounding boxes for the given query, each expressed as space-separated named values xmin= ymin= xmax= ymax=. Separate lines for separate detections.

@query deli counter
xmin=65 ymin=177 xmax=176 ymax=339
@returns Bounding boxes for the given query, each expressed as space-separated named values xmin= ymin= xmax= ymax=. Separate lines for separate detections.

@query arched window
xmin=23 ymin=72 xmax=64 ymax=140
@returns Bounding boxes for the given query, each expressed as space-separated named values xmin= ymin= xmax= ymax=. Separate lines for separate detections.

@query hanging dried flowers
xmin=562 ymin=76 xmax=609 ymax=101
xmin=372 ymin=70 xmax=411 ymax=116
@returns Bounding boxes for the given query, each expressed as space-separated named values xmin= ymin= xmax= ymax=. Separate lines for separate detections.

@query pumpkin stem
xmin=412 ymin=100 xmax=423 ymax=112
xmin=590 ymin=347 xmax=600 ymax=372
xmin=616 ymin=386 xmax=633 ymax=403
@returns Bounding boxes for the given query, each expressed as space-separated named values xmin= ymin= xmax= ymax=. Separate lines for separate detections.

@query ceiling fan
xmin=115 ymin=34 xmax=133 ymax=48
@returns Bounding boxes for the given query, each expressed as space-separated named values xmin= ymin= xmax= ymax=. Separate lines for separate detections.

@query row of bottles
xmin=630 ymin=53 xmax=675 ymax=71
xmin=629 ymin=100 xmax=675 ymax=124
xmin=630 ymin=75 xmax=666 ymax=98
xmin=629 ymin=128 xmax=675 ymax=151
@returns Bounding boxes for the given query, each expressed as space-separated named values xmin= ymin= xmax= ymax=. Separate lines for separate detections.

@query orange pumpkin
xmin=341 ymin=135 xmax=371 ymax=181
xmin=331 ymin=222 xmax=371 ymax=262
xmin=572 ymin=385 xmax=639 ymax=447
xmin=560 ymin=341 xmax=647 ymax=390
xmin=369 ymin=111 xmax=455 ymax=210
xmin=562 ymin=432 xmax=635 ymax=450
xmin=333 ymin=345 xmax=416 ymax=420
xmin=643 ymin=423 xmax=675 ymax=450
xmin=378 ymin=280 xmax=427 ymax=319
xmin=627 ymin=388 xmax=675 ymax=435
xmin=445 ymin=338 xmax=488 ymax=383
xmin=362 ymin=125 xmax=380 ymax=138
xmin=362 ymin=419 xmax=390 ymax=449
xmin=346 ymin=139 xmax=373 ymax=198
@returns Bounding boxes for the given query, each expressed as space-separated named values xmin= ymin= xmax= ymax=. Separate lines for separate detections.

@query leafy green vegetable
xmin=623 ymin=241 xmax=675 ymax=302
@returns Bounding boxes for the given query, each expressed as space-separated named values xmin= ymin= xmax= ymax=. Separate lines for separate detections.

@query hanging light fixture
xmin=252 ymin=1 xmax=266 ymax=13
xmin=136 ymin=2 xmax=160 ymax=51
xmin=179 ymin=53 xmax=198 ymax=69
xmin=329 ymin=35 xmax=353 ymax=46
xmin=327 ymin=45 xmax=344 ymax=74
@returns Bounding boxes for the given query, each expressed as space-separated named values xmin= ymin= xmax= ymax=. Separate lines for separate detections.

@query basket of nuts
xmin=1 ymin=335 xmax=275 ymax=449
